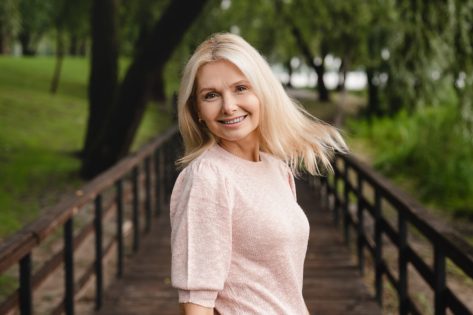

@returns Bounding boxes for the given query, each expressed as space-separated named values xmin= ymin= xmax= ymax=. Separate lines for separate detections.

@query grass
xmin=346 ymin=105 xmax=473 ymax=219
xmin=0 ymin=56 xmax=172 ymax=240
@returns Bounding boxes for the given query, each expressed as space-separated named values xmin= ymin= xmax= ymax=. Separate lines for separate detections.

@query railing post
xmin=342 ymin=160 xmax=350 ymax=245
xmin=357 ymin=173 xmax=365 ymax=275
xmin=19 ymin=253 xmax=32 ymax=315
xmin=116 ymin=180 xmax=124 ymax=278
xmin=164 ymin=143 xmax=170 ymax=201
xmin=434 ymin=244 xmax=446 ymax=315
xmin=132 ymin=166 xmax=140 ymax=252
xmin=374 ymin=189 xmax=383 ymax=306
xmin=145 ymin=157 xmax=152 ymax=233
xmin=341 ymin=158 xmax=349 ymax=229
xmin=398 ymin=212 xmax=408 ymax=315
xmin=319 ymin=176 xmax=328 ymax=209
xmin=94 ymin=194 xmax=103 ymax=310
xmin=333 ymin=159 xmax=340 ymax=227
xmin=154 ymin=148 xmax=162 ymax=217
xmin=64 ymin=218 xmax=74 ymax=315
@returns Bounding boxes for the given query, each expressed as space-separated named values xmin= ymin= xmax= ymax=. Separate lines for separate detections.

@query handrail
xmin=0 ymin=125 xmax=180 ymax=315
xmin=316 ymin=153 xmax=473 ymax=315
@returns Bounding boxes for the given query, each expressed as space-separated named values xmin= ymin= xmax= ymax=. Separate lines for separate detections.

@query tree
xmin=0 ymin=0 xmax=20 ymax=54
xmin=450 ymin=0 xmax=473 ymax=135
xmin=64 ymin=0 xmax=90 ymax=56
xmin=119 ymin=0 xmax=170 ymax=102
xmin=81 ymin=0 xmax=209 ymax=178
xmin=279 ymin=0 xmax=334 ymax=102
xmin=18 ymin=0 xmax=52 ymax=56
xmin=81 ymin=0 xmax=119 ymax=160
xmin=50 ymin=0 xmax=88 ymax=93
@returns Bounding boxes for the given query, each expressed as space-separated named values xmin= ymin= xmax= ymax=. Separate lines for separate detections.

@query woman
xmin=170 ymin=33 xmax=347 ymax=315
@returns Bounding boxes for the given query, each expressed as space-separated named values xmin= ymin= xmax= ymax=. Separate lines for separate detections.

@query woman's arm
xmin=180 ymin=303 xmax=214 ymax=315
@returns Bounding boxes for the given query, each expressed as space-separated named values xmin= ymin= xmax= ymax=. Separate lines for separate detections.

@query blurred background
xmin=0 ymin=0 xmax=472 ymax=244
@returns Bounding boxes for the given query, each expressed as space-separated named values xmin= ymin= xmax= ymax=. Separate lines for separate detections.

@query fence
xmin=317 ymin=153 xmax=473 ymax=315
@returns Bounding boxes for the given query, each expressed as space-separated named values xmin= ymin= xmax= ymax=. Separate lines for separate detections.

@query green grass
xmin=346 ymin=105 xmax=473 ymax=219
xmin=0 ymin=56 xmax=172 ymax=240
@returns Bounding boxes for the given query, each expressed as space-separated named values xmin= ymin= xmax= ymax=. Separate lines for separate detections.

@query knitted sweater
xmin=170 ymin=144 xmax=310 ymax=314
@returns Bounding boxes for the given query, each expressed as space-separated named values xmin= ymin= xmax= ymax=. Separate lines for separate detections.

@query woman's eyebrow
xmin=198 ymin=80 xmax=250 ymax=94
xmin=232 ymin=80 xmax=250 ymax=86
xmin=198 ymin=87 xmax=215 ymax=94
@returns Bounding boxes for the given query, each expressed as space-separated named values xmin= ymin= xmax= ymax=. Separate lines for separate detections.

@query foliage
xmin=347 ymin=103 xmax=473 ymax=218
xmin=0 ymin=0 xmax=21 ymax=49
xmin=17 ymin=0 xmax=54 ymax=54
xmin=118 ymin=0 xmax=170 ymax=56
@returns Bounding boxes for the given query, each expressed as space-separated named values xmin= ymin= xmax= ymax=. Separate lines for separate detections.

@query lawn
xmin=0 ymin=56 xmax=172 ymax=239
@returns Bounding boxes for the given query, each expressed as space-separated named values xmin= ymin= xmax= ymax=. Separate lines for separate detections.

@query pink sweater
xmin=170 ymin=144 xmax=310 ymax=314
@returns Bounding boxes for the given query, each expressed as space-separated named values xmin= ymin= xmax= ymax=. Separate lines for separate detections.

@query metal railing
xmin=315 ymin=153 xmax=473 ymax=315
xmin=0 ymin=126 xmax=180 ymax=315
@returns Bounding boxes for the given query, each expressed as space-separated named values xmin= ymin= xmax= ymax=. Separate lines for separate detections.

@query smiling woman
xmin=170 ymin=33 xmax=347 ymax=315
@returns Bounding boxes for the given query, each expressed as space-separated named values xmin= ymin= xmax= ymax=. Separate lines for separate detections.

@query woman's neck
xmin=218 ymin=137 xmax=260 ymax=162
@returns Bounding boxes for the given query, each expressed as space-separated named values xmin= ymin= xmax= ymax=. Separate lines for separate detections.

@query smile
xmin=219 ymin=115 xmax=247 ymax=125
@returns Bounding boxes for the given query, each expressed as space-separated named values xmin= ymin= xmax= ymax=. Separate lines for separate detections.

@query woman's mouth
xmin=219 ymin=115 xmax=247 ymax=125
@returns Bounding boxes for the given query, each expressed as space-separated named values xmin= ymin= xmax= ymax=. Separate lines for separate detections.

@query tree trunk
xmin=80 ymin=0 xmax=208 ymax=179
xmin=366 ymin=68 xmax=380 ymax=118
xmin=290 ymin=23 xmax=330 ymax=101
xmin=81 ymin=0 xmax=119 ymax=161
xmin=314 ymin=59 xmax=329 ymax=102
xmin=149 ymin=66 xmax=166 ymax=103
xmin=134 ymin=19 xmax=166 ymax=104
xmin=0 ymin=21 xmax=11 ymax=54
xmin=50 ymin=30 xmax=65 ymax=94
xmin=284 ymin=58 xmax=293 ymax=88
xmin=78 ymin=39 xmax=87 ymax=56
xmin=18 ymin=31 xmax=36 ymax=56
xmin=337 ymin=58 xmax=346 ymax=92
xmin=69 ymin=33 xmax=79 ymax=55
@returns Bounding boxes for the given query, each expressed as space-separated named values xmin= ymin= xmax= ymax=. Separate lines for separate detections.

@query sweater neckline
xmin=212 ymin=143 xmax=265 ymax=167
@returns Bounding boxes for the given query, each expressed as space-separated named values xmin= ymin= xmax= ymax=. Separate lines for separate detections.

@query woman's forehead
xmin=196 ymin=60 xmax=248 ymax=89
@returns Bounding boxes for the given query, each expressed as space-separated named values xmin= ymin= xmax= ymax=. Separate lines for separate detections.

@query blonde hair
xmin=177 ymin=32 xmax=347 ymax=175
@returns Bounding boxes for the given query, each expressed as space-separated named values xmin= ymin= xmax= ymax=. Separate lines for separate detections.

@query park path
xmin=94 ymin=179 xmax=381 ymax=315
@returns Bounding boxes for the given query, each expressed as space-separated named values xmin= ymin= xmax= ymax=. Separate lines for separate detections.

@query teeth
xmin=222 ymin=116 xmax=245 ymax=124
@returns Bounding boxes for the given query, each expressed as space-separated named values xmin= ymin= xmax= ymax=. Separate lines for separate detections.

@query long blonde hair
xmin=177 ymin=32 xmax=347 ymax=175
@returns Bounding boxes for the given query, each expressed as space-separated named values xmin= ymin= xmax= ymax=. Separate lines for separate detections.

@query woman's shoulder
xmin=171 ymin=146 xmax=231 ymax=204
xmin=178 ymin=145 xmax=228 ymax=182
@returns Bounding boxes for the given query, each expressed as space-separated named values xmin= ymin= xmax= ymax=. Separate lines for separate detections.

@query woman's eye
xmin=204 ymin=92 xmax=218 ymax=100
xmin=236 ymin=85 xmax=248 ymax=92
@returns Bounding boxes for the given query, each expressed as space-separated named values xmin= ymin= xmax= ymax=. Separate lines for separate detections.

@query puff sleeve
xmin=169 ymin=162 xmax=232 ymax=308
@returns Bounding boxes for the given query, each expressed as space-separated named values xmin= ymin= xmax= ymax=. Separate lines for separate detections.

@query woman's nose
xmin=221 ymin=93 xmax=238 ymax=115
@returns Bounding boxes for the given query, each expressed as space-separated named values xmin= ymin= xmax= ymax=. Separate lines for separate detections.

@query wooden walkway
xmin=95 ymin=179 xmax=381 ymax=315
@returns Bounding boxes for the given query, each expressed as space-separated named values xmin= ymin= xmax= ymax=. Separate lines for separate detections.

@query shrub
xmin=347 ymin=105 xmax=473 ymax=218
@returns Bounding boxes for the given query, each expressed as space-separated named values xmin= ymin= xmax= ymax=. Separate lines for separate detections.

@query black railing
xmin=314 ymin=153 xmax=473 ymax=315
xmin=0 ymin=126 xmax=180 ymax=315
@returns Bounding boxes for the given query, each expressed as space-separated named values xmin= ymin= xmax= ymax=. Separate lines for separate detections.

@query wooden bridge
xmin=93 ymin=176 xmax=380 ymax=315
xmin=0 ymin=126 xmax=472 ymax=315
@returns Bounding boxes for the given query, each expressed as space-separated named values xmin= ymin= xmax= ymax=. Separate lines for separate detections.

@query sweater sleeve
xmin=169 ymin=162 xmax=232 ymax=308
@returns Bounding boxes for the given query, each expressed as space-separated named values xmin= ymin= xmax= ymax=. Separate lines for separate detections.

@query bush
xmin=347 ymin=105 xmax=473 ymax=218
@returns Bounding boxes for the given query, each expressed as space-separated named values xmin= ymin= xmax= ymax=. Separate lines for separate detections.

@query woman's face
xmin=195 ymin=60 xmax=260 ymax=148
